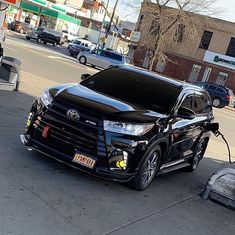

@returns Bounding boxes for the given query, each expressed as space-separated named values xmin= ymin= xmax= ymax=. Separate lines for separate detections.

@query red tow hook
xmin=42 ymin=125 xmax=51 ymax=139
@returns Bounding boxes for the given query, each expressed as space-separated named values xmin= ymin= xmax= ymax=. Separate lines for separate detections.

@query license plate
xmin=73 ymin=153 xmax=96 ymax=169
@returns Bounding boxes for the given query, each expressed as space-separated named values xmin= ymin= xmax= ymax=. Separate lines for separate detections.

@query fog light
xmin=115 ymin=151 xmax=128 ymax=170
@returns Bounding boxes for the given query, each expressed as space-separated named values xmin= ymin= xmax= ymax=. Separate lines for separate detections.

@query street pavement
xmin=0 ymin=34 xmax=234 ymax=235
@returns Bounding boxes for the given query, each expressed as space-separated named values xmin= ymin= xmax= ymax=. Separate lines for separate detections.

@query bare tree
xmin=126 ymin=0 xmax=220 ymax=71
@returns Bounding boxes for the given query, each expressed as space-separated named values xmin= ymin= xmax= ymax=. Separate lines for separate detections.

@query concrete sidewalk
xmin=0 ymin=90 xmax=234 ymax=235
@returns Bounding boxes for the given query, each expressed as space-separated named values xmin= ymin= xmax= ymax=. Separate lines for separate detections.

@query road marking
xmin=214 ymin=111 xmax=235 ymax=121
xmin=47 ymin=55 xmax=69 ymax=60
xmin=2 ymin=45 xmax=17 ymax=52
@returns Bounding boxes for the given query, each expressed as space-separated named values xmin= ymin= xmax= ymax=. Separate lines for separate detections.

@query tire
xmin=131 ymin=145 xmax=162 ymax=191
xmin=26 ymin=37 xmax=30 ymax=40
xmin=187 ymin=139 xmax=207 ymax=172
xmin=37 ymin=38 xmax=42 ymax=43
xmin=212 ymin=98 xmax=222 ymax=108
xmin=79 ymin=56 xmax=87 ymax=65
xmin=53 ymin=42 xmax=57 ymax=47
xmin=91 ymin=65 xmax=96 ymax=68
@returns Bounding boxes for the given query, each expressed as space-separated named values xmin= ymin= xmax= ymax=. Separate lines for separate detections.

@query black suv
xmin=193 ymin=81 xmax=235 ymax=108
xmin=21 ymin=66 xmax=215 ymax=190
xmin=38 ymin=28 xmax=63 ymax=47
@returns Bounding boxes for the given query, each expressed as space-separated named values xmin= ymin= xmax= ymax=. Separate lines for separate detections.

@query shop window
xmin=216 ymin=72 xmax=228 ymax=86
xmin=155 ymin=60 xmax=165 ymax=73
xmin=199 ymin=31 xmax=213 ymax=49
xmin=202 ymin=67 xmax=212 ymax=82
xmin=226 ymin=37 xmax=235 ymax=57
xmin=188 ymin=64 xmax=202 ymax=82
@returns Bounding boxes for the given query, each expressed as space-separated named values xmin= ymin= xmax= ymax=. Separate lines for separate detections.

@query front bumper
xmin=20 ymin=134 xmax=137 ymax=182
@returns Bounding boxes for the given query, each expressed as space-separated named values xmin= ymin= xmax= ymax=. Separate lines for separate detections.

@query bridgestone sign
xmin=204 ymin=50 xmax=235 ymax=70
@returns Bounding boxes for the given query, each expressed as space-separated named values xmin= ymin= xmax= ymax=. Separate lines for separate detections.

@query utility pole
xmin=103 ymin=0 xmax=119 ymax=48
xmin=97 ymin=0 xmax=110 ymax=46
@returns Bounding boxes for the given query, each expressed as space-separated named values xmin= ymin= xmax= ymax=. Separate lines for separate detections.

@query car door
xmin=167 ymin=93 xmax=198 ymax=162
xmin=87 ymin=49 xmax=106 ymax=68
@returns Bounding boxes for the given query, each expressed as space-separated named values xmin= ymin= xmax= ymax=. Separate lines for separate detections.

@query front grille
xmin=32 ymin=98 xmax=108 ymax=167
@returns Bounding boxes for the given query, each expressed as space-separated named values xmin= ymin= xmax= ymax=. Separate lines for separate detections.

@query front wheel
xmin=131 ymin=145 xmax=162 ymax=191
xmin=187 ymin=139 xmax=207 ymax=172
xmin=79 ymin=56 xmax=87 ymax=65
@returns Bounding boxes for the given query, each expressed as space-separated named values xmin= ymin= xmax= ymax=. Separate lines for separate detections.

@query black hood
xmin=50 ymin=84 xmax=167 ymax=123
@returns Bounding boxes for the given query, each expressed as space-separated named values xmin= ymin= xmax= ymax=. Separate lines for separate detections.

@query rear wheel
xmin=79 ymin=56 xmax=87 ymax=65
xmin=212 ymin=98 xmax=222 ymax=108
xmin=131 ymin=145 xmax=162 ymax=191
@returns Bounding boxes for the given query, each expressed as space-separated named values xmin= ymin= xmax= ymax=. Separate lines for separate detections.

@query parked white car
xmin=77 ymin=49 xmax=134 ymax=69
xmin=62 ymin=30 xmax=78 ymax=42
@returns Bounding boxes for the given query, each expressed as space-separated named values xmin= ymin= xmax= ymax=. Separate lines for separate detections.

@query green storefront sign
xmin=20 ymin=1 xmax=81 ymax=25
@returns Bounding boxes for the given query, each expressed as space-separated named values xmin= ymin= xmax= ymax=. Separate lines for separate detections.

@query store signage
xmin=0 ymin=0 xmax=21 ymax=7
xmin=27 ymin=0 xmax=66 ymax=13
xmin=203 ymin=50 xmax=235 ymax=71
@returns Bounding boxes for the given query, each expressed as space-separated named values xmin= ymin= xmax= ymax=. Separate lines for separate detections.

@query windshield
xmin=81 ymin=67 xmax=182 ymax=114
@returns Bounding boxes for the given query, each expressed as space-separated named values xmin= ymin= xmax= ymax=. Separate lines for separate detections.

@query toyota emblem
xmin=66 ymin=109 xmax=80 ymax=120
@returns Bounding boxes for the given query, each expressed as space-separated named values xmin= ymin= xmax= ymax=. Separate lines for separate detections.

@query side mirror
xmin=81 ymin=73 xmax=91 ymax=81
xmin=177 ymin=106 xmax=196 ymax=120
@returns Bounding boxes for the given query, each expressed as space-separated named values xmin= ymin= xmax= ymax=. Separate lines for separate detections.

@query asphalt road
xmin=0 ymin=33 xmax=234 ymax=235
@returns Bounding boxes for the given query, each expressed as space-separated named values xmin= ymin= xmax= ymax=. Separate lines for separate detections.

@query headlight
xmin=40 ymin=89 xmax=53 ymax=107
xmin=104 ymin=121 xmax=154 ymax=136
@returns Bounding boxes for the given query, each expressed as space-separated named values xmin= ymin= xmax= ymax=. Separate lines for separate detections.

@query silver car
xmin=77 ymin=49 xmax=133 ymax=69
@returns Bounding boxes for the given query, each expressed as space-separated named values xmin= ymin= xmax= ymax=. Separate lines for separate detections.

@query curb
xmin=225 ymin=106 xmax=235 ymax=112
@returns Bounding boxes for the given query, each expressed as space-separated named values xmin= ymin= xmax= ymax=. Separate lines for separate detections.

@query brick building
xmin=131 ymin=0 xmax=235 ymax=93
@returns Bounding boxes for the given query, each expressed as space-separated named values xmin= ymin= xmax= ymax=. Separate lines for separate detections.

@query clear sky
xmin=107 ymin=0 xmax=235 ymax=23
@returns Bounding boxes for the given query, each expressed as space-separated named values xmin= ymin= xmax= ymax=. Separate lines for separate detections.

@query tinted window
xmin=216 ymin=87 xmax=226 ymax=93
xmin=110 ymin=53 xmax=122 ymax=61
xmin=207 ymin=85 xmax=216 ymax=91
xmin=203 ymin=95 xmax=212 ymax=113
xmin=193 ymin=96 xmax=204 ymax=114
xmin=81 ymin=68 xmax=182 ymax=114
xmin=73 ymin=40 xmax=81 ymax=45
xmin=181 ymin=96 xmax=193 ymax=109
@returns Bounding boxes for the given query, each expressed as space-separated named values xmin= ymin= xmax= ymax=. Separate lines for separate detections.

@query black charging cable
xmin=213 ymin=130 xmax=234 ymax=164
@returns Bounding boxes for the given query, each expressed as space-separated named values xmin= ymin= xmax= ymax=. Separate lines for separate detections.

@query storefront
xmin=6 ymin=0 xmax=81 ymax=33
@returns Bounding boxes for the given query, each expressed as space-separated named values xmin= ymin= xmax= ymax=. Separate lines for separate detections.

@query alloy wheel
xmin=212 ymin=98 xmax=221 ymax=107
xmin=142 ymin=152 xmax=160 ymax=187
xmin=192 ymin=140 xmax=205 ymax=170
